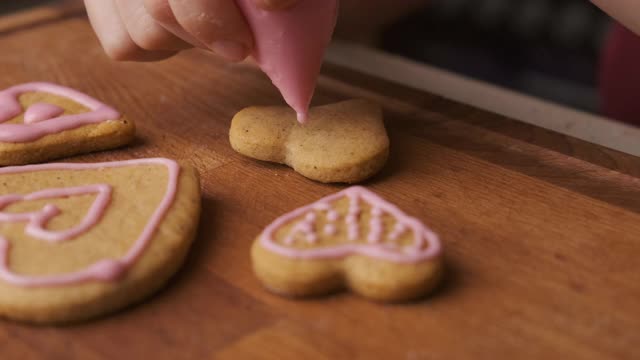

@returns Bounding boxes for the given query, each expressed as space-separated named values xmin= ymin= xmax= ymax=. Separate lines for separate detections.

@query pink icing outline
xmin=0 ymin=82 xmax=121 ymax=143
xmin=260 ymin=186 xmax=442 ymax=263
xmin=0 ymin=158 xmax=180 ymax=287
xmin=0 ymin=184 xmax=112 ymax=243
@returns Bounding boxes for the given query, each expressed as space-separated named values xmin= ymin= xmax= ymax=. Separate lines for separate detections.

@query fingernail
xmin=210 ymin=40 xmax=248 ymax=62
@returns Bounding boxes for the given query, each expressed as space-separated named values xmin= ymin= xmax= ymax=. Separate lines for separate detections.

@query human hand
xmin=591 ymin=0 xmax=640 ymax=35
xmin=85 ymin=0 xmax=428 ymax=62
xmin=84 ymin=0 xmax=298 ymax=62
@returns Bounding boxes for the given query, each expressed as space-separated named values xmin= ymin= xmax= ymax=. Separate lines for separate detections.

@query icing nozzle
xmin=236 ymin=0 xmax=338 ymax=124
xmin=296 ymin=111 xmax=308 ymax=124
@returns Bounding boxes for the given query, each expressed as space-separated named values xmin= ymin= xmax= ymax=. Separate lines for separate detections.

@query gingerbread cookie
xmin=0 ymin=82 xmax=135 ymax=165
xmin=230 ymin=99 xmax=389 ymax=183
xmin=0 ymin=158 xmax=200 ymax=323
xmin=252 ymin=186 xmax=442 ymax=302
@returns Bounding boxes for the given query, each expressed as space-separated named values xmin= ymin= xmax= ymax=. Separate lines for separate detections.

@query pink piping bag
xmin=235 ymin=0 xmax=339 ymax=123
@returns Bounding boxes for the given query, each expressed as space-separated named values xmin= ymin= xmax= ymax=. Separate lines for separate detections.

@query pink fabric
xmin=600 ymin=23 xmax=640 ymax=125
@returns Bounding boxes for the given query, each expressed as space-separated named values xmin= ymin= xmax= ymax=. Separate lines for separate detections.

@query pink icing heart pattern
xmin=260 ymin=186 xmax=442 ymax=263
xmin=0 ymin=82 xmax=121 ymax=142
xmin=0 ymin=158 xmax=179 ymax=287
xmin=0 ymin=184 xmax=112 ymax=243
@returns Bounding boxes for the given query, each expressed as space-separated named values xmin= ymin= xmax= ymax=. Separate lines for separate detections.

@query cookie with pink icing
xmin=0 ymin=158 xmax=200 ymax=324
xmin=252 ymin=186 xmax=443 ymax=302
xmin=0 ymin=82 xmax=135 ymax=165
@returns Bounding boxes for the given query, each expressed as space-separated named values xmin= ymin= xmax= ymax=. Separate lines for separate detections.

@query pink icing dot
xmin=327 ymin=210 xmax=339 ymax=222
xmin=368 ymin=221 xmax=383 ymax=243
xmin=42 ymin=204 xmax=60 ymax=216
xmin=305 ymin=212 xmax=316 ymax=222
xmin=324 ymin=223 xmax=337 ymax=236
xmin=283 ymin=211 xmax=319 ymax=245
xmin=300 ymin=222 xmax=312 ymax=233
xmin=346 ymin=214 xmax=359 ymax=241
xmin=313 ymin=203 xmax=330 ymax=211
xmin=346 ymin=194 xmax=361 ymax=241
xmin=23 ymin=102 xmax=65 ymax=124
xmin=367 ymin=207 xmax=385 ymax=243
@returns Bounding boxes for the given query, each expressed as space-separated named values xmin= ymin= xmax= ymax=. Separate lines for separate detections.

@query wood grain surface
xmin=1 ymin=12 xmax=640 ymax=360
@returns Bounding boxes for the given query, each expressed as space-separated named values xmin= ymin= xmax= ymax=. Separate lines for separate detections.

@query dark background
xmin=381 ymin=0 xmax=612 ymax=114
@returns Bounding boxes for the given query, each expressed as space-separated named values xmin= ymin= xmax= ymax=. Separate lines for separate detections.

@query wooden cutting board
xmin=1 ymin=12 xmax=640 ymax=360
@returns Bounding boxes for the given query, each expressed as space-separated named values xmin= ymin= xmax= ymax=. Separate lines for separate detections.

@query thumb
xmin=254 ymin=0 xmax=299 ymax=10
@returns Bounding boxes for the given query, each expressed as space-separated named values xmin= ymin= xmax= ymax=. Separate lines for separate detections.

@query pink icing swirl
xmin=0 ymin=82 xmax=121 ymax=143
xmin=0 ymin=158 xmax=180 ymax=287
xmin=0 ymin=184 xmax=112 ymax=243
xmin=260 ymin=186 xmax=442 ymax=263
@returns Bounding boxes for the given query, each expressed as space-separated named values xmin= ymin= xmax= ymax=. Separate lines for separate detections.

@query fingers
xmin=86 ymin=0 xmax=297 ymax=63
xmin=113 ymin=0 xmax=190 ymax=51
xmin=254 ymin=0 xmax=299 ymax=10
xmin=166 ymin=0 xmax=253 ymax=62
xmin=84 ymin=0 xmax=177 ymax=61
xmin=143 ymin=0 xmax=206 ymax=48
xmin=591 ymin=0 xmax=640 ymax=35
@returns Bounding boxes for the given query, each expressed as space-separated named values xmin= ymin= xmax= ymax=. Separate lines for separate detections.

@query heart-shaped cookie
xmin=230 ymin=99 xmax=389 ymax=183
xmin=252 ymin=186 xmax=442 ymax=302
xmin=0 ymin=158 xmax=200 ymax=323
xmin=0 ymin=82 xmax=135 ymax=165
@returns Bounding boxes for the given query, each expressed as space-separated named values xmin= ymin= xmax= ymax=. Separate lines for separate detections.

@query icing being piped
xmin=236 ymin=0 xmax=339 ymax=123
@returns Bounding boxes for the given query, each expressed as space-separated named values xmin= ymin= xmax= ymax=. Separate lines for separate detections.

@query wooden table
xmin=1 ymin=8 xmax=640 ymax=360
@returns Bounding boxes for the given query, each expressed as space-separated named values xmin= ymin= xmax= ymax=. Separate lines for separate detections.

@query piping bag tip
xmin=236 ymin=0 xmax=338 ymax=125
xmin=296 ymin=111 xmax=309 ymax=124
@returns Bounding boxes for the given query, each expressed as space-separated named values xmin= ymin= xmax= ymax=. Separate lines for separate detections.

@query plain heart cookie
xmin=0 ymin=82 xmax=135 ymax=166
xmin=0 ymin=158 xmax=200 ymax=323
xmin=251 ymin=186 xmax=443 ymax=302
xmin=229 ymin=99 xmax=389 ymax=183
